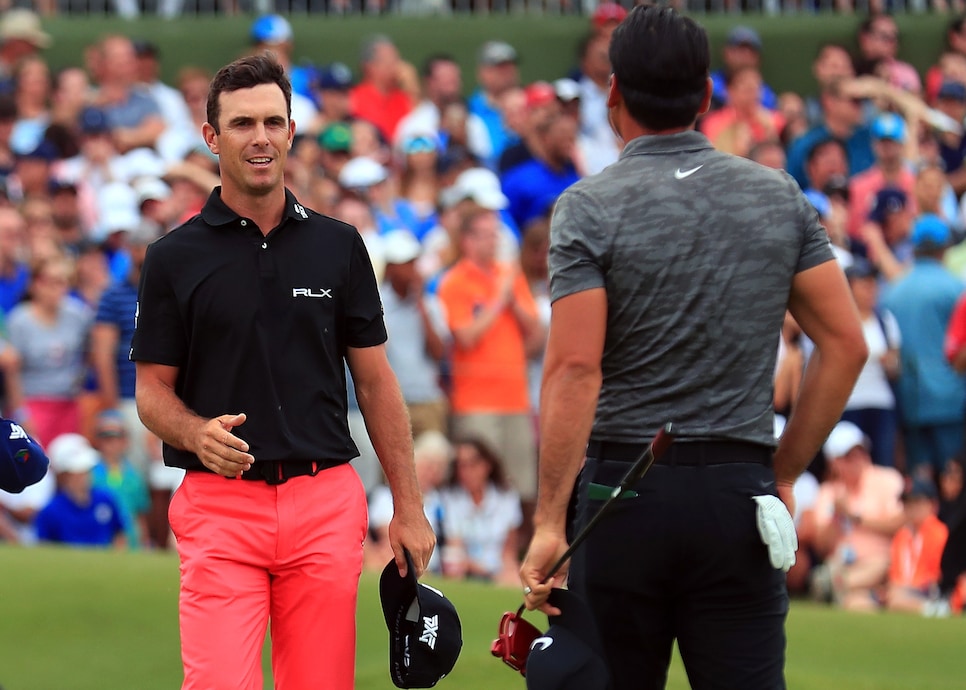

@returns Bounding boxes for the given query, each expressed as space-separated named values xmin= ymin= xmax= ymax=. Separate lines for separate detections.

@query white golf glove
xmin=752 ymin=495 xmax=798 ymax=572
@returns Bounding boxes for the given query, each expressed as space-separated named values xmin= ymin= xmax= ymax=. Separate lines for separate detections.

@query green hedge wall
xmin=37 ymin=13 xmax=953 ymax=99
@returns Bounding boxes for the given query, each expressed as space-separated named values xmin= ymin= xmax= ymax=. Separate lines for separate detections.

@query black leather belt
xmin=586 ymin=439 xmax=772 ymax=467
xmin=237 ymin=460 xmax=325 ymax=485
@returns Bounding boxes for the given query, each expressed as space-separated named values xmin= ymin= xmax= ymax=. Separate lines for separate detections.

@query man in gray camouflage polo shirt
xmin=520 ymin=6 xmax=868 ymax=689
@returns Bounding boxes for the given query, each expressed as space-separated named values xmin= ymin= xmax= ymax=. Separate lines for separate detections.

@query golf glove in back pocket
xmin=752 ymin=494 xmax=797 ymax=572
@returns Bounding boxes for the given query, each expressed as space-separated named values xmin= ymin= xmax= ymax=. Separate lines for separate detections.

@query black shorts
xmin=568 ymin=442 xmax=788 ymax=690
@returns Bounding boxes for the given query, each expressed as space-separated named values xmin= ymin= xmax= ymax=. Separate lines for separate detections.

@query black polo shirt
xmin=131 ymin=187 xmax=387 ymax=472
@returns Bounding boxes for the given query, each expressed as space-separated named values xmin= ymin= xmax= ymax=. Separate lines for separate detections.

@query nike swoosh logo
xmin=530 ymin=637 xmax=553 ymax=652
xmin=674 ymin=165 xmax=703 ymax=180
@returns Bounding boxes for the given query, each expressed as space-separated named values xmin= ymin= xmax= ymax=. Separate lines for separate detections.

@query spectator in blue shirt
xmin=500 ymin=111 xmax=580 ymax=230
xmin=34 ymin=432 xmax=127 ymax=548
xmin=90 ymin=219 xmax=159 ymax=480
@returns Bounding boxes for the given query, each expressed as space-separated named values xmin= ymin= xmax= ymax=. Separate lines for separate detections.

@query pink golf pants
xmin=168 ymin=463 xmax=367 ymax=690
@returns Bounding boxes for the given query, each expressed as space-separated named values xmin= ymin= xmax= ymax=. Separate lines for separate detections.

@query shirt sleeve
xmin=344 ymin=231 xmax=388 ymax=349
xmin=129 ymin=241 xmax=186 ymax=366
xmin=548 ymin=186 xmax=609 ymax=303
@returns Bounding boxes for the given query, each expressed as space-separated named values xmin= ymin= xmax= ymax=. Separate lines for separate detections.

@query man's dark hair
xmin=206 ymin=53 xmax=291 ymax=134
xmin=421 ymin=52 xmax=457 ymax=80
xmin=609 ymin=5 xmax=709 ymax=131
xmin=948 ymin=14 xmax=966 ymax=47
xmin=806 ymin=137 xmax=847 ymax=165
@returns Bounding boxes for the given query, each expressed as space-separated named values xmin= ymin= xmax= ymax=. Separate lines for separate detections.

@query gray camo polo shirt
xmin=549 ymin=129 xmax=833 ymax=447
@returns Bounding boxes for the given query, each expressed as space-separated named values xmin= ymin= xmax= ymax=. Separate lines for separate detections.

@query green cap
xmin=318 ymin=122 xmax=352 ymax=152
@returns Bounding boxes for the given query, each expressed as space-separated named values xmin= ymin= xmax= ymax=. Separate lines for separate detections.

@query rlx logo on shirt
xmin=292 ymin=288 xmax=333 ymax=299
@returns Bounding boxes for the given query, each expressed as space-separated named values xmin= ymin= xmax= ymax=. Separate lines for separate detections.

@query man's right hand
xmin=195 ymin=413 xmax=253 ymax=478
xmin=520 ymin=527 xmax=570 ymax=616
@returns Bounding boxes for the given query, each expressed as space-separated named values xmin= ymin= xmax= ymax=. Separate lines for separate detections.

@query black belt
xmin=586 ymin=439 xmax=772 ymax=467
xmin=237 ymin=460 xmax=325 ymax=485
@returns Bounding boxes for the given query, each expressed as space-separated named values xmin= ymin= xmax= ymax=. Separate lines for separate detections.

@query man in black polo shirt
xmin=519 ymin=7 xmax=867 ymax=689
xmin=131 ymin=54 xmax=434 ymax=690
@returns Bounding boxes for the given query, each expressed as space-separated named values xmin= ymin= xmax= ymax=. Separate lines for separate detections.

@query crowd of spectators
xmin=1 ymin=5 xmax=966 ymax=613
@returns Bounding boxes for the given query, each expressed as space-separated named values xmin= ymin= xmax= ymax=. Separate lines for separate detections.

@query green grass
xmin=0 ymin=545 xmax=962 ymax=689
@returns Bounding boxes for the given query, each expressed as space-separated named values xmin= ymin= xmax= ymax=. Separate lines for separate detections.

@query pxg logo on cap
xmin=380 ymin=550 xmax=462 ymax=688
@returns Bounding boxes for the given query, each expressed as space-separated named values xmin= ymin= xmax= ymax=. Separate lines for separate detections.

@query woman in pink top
xmin=813 ymin=421 xmax=906 ymax=611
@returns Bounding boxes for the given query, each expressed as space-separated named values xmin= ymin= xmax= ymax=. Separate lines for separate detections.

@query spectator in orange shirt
xmin=886 ymin=476 xmax=949 ymax=614
xmin=348 ymin=34 xmax=413 ymax=143
xmin=436 ymin=208 xmax=542 ymax=507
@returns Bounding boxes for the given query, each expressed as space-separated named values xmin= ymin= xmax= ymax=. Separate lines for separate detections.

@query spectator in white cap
xmin=468 ymin=40 xmax=521 ymax=165
xmin=811 ymin=420 xmax=905 ymax=610
xmin=379 ymin=228 xmax=449 ymax=438
xmin=336 ymin=155 xmax=400 ymax=236
xmin=437 ymin=166 xmax=520 ymax=264
xmin=0 ymin=9 xmax=50 ymax=93
xmin=34 ymin=432 xmax=129 ymax=548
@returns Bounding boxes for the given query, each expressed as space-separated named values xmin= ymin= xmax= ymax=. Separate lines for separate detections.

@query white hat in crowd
xmin=48 ymin=433 xmax=99 ymax=474
xmin=443 ymin=167 xmax=509 ymax=211
xmin=382 ymin=229 xmax=422 ymax=265
xmin=338 ymin=156 xmax=389 ymax=190
xmin=823 ymin=421 xmax=869 ymax=460
xmin=93 ymin=182 xmax=140 ymax=243
xmin=0 ymin=9 xmax=51 ymax=48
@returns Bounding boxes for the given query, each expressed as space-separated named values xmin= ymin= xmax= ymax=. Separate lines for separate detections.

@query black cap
xmin=380 ymin=550 xmax=462 ymax=688
xmin=844 ymin=257 xmax=876 ymax=281
xmin=903 ymin=476 xmax=938 ymax=501
xmin=525 ymin=589 xmax=610 ymax=690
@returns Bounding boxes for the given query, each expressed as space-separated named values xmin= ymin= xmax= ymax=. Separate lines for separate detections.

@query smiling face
xmin=203 ymin=82 xmax=295 ymax=201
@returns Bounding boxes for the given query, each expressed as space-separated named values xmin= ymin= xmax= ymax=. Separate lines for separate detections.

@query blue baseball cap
xmin=250 ymin=14 xmax=292 ymax=45
xmin=727 ymin=26 xmax=762 ymax=51
xmin=803 ymin=189 xmax=830 ymax=219
xmin=871 ymin=112 xmax=907 ymax=142
xmin=911 ymin=213 xmax=951 ymax=249
xmin=867 ymin=187 xmax=907 ymax=224
xmin=79 ymin=106 xmax=111 ymax=135
xmin=0 ymin=418 xmax=49 ymax=493
xmin=938 ymin=80 xmax=966 ymax=102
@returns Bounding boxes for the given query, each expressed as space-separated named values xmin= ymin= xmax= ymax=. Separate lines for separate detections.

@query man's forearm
xmin=355 ymin=374 xmax=423 ymax=510
xmin=774 ymin=347 xmax=865 ymax=485
xmin=135 ymin=381 xmax=205 ymax=455
xmin=533 ymin=361 xmax=601 ymax=532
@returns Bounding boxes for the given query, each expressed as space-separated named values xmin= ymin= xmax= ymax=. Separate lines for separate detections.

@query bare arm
xmin=346 ymin=344 xmax=435 ymax=577
xmin=90 ymin=323 xmax=120 ymax=410
xmin=134 ymin=361 xmax=253 ymax=478
xmin=521 ymin=287 xmax=606 ymax=613
xmin=775 ymin=261 xmax=868 ymax=512
xmin=112 ymin=115 xmax=166 ymax=153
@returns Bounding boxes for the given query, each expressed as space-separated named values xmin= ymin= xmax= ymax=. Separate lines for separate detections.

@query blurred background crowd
xmin=0 ymin=2 xmax=965 ymax=617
